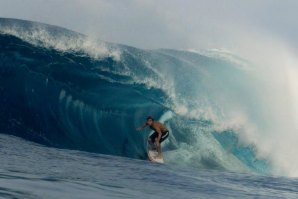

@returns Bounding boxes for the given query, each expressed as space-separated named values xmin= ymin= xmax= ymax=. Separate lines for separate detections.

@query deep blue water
xmin=0 ymin=18 xmax=298 ymax=198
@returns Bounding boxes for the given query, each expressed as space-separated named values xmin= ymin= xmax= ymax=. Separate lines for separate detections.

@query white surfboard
xmin=147 ymin=141 xmax=164 ymax=163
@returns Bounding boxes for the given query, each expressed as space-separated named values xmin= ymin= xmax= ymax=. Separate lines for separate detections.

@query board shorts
xmin=149 ymin=131 xmax=169 ymax=143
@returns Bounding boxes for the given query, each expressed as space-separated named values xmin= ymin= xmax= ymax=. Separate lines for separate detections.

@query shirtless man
xmin=137 ymin=116 xmax=169 ymax=158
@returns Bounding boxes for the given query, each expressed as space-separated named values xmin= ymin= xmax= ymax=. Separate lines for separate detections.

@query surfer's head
xmin=146 ymin=116 xmax=154 ymax=125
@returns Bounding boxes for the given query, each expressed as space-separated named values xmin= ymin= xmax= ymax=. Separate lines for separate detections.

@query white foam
xmin=0 ymin=26 xmax=121 ymax=61
xmin=158 ymin=111 xmax=174 ymax=123
xmin=201 ymin=40 xmax=298 ymax=177
xmin=164 ymin=128 xmax=251 ymax=172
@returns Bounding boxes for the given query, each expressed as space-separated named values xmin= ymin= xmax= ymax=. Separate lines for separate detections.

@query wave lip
xmin=0 ymin=18 xmax=121 ymax=60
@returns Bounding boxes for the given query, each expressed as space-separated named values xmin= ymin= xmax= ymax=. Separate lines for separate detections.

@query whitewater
xmin=0 ymin=18 xmax=298 ymax=198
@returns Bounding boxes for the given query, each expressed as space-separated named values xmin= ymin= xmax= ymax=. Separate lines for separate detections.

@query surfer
xmin=137 ymin=116 xmax=169 ymax=159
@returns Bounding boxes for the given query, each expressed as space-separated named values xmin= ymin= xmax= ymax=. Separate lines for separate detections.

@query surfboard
xmin=147 ymin=141 xmax=164 ymax=163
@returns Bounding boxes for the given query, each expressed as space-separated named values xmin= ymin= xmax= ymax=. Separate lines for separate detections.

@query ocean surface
xmin=1 ymin=134 xmax=298 ymax=199
xmin=0 ymin=18 xmax=298 ymax=198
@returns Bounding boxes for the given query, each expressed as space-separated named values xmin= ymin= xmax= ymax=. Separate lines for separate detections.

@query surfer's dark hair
xmin=146 ymin=116 xmax=154 ymax=121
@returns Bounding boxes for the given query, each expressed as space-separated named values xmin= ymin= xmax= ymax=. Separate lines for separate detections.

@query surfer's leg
xmin=149 ymin=132 xmax=158 ymax=144
xmin=155 ymin=137 xmax=162 ymax=158
xmin=155 ymin=131 xmax=169 ymax=158
xmin=160 ymin=131 xmax=169 ymax=143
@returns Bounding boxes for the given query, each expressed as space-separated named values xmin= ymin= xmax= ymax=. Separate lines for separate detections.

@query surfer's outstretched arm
xmin=136 ymin=123 xmax=147 ymax=131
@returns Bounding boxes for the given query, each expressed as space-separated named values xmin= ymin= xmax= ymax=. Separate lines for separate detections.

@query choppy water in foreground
xmin=0 ymin=134 xmax=297 ymax=199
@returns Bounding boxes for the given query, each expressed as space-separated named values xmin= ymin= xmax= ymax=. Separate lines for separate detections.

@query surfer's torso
xmin=149 ymin=121 xmax=168 ymax=133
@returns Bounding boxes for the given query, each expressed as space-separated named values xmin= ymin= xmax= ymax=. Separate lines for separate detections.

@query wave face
xmin=0 ymin=18 xmax=269 ymax=174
